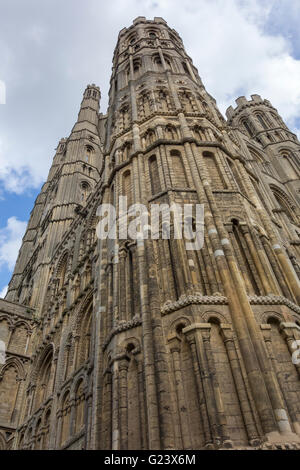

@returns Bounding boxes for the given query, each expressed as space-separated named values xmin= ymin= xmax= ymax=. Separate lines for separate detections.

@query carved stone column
xmin=220 ymin=324 xmax=261 ymax=446
xmin=261 ymin=324 xmax=300 ymax=436
xmin=118 ymin=355 xmax=130 ymax=450
xmin=199 ymin=324 xmax=233 ymax=448
xmin=168 ymin=335 xmax=191 ymax=449
xmin=183 ymin=325 xmax=214 ymax=448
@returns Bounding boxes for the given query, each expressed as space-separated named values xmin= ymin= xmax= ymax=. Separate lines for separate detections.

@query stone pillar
xmin=241 ymin=225 xmax=273 ymax=295
xmin=201 ymin=326 xmax=233 ymax=448
xmin=220 ymin=324 xmax=261 ymax=446
xmin=111 ymin=359 xmax=120 ymax=450
xmin=261 ymin=324 xmax=300 ymax=436
xmin=183 ymin=326 xmax=214 ymax=448
xmin=168 ymin=335 xmax=191 ymax=449
xmin=118 ymin=355 xmax=130 ymax=450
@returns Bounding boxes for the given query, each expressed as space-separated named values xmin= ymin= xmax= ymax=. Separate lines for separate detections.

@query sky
xmin=1 ymin=0 xmax=300 ymax=297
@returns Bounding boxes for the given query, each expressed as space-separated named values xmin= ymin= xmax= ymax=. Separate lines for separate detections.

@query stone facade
xmin=0 ymin=16 xmax=300 ymax=450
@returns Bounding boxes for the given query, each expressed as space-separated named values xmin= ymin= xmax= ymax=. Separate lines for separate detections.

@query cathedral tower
xmin=0 ymin=17 xmax=300 ymax=451
xmin=5 ymin=85 xmax=103 ymax=308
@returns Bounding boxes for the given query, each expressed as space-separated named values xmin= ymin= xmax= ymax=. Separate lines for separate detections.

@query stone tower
xmin=0 ymin=17 xmax=300 ymax=450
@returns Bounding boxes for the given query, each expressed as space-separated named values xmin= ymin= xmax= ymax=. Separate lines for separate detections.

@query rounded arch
xmin=119 ymin=337 xmax=141 ymax=356
xmin=202 ymin=310 xmax=229 ymax=324
xmin=31 ymin=343 xmax=55 ymax=383
xmin=247 ymin=146 xmax=265 ymax=164
xmin=169 ymin=316 xmax=191 ymax=337
xmin=31 ymin=344 xmax=55 ymax=412
xmin=147 ymin=27 xmax=160 ymax=39
xmin=261 ymin=310 xmax=284 ymax=324
xmin=54 ymin=251 xmax=69 ymax=290
xmin=254 ymin=112 xmax=268 ymax=129
xmin=0 ymin=356 xmax=25 ymax=381
xmin=72 ymin=292 xmax=94 ymax=336
xmin=270 ymin=184 xmax=297 ymax=222
xmin=71 ymin=292 xmax=94 ymax=370
xmin=14 ymin=320 xmax=31 ymax=333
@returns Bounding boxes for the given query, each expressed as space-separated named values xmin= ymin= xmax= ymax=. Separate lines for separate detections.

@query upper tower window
xmin=80 ymin=181 xmax=91 ymax=202
xmin=85 ymin=145 xmax=94 ymax=163
xmin=153 ymin=54 xmax=164 ymax=72
xmin=241 ymin=119 xmax=253 ymax=137
xmin=149 ymin=32 xmax=157 ymax=39
xmin=128 ymin=34 xmax=137 ymax=45
xmin=256 ymin=114 xmax=268 ymax=129
xmin=182 ymin=62 xmax=191 ymax=76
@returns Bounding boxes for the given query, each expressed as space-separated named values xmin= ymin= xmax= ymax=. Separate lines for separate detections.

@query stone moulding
xmin=102 ymin=316 xmax=142 ymax=350
xmin=161 ymin=293 xmax=300 ymax=316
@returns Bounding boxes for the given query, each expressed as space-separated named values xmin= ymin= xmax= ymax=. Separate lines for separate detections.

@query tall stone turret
xmin=226 ymin=94 xmax=300 ymax=199
xmin=93 ymin=17 xmax=300 ymax=450
xmin=5 ymin=85 xmax=103 ymax=308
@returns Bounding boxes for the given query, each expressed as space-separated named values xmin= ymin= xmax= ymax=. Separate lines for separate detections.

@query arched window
xmin=157 ymin=89 xmax=170 ymax=112
xmin=76 ymin=302 xmax=93 ymax=370
xmin=256 ymin=114 xmax=268 ymax=129
xmin=145 ymin=129 xmax=156 ymax=147
xmin=182 ymin=61 xmax=190 ymax=76
xmin=148 ymin=30 xmax=158 ymax=40
xmin=179 ymin=91 xmax=194 ymax=112
xmin=34 ymin=349 xmax=54 ymax=410
xmin=132 ymin=59 xmax=141 ymax=79
xmin=193 ymin=125 xmax=205 ymax=141
xmin=279 ymin=151 xmax=298 ymax=180
xmin=149 ymin=155 xmax=161 ymax=195
xmin=170 ymin=150 xmax=188 ymax=187
xmin=271 ymin=187 xmax=296 ymax=223
xmin=203 ymin=151 xmax=226 ymax=189
xmin=80 ymin=181 xmax=91 ymax=203
xmin=74 ymin=380 xmax=85 ymax=434
xmin=138 ymin=92 xmax=151 ymax=118
xmin=0 ymin=362 xmax=21 ymax=424
xmin=123 ymin=170 xmax=133 ymax=207
xmin=119 ymin=105 xmax=130 ymax=131
xmin=128 ymin=33 xmax=137 ymax=45
xmin=165 ymin=57 xmax=172 ymax=71
xmin=165 ymin=125 xmax=177 ymax=140
xmin=60 ymin=391 xmax=71 ymax=446
xmin=153 ymin=54 xmax=164 ymax=72
xmin=85 ymin=145 xmax=93 ymax=163
xmin=0 ymin=317 xmax=10 ymax=345
xmin=241 ymin=119 xmax=253 ymax=137
xmin=57 ymin=253 xmax=68 ymax=290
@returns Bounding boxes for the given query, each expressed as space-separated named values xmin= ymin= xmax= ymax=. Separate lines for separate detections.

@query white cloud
xmin=156 ymin=0 xmax=300 ymax=126
xmin=0 ymin=217 xmax=27 ymax=271
xmin=0 ymin=285 xmax=8 ymax=298
xmin=0 ymin=0 xmax=300 ymax=194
